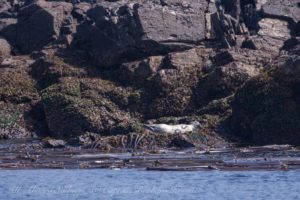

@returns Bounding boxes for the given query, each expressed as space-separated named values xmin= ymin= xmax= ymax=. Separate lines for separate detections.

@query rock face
xmin=0 ymin=56 xmax=47 ymax=139
xmin=262 ymin=0 xmax=300 ymax=23
xmin=0 ymin=0 xmax=300 ymax=146
xmin=194 ymin=48 xmax=274 ymax=107
xmin=41 ymin=76 xmax=136 ymax=137
xmin=3 ymin=0 xmax=74 ymax=53
xmin=232 ymin=44 xmax=300 ymax=145
xmin=72 ymin=0 xmax=207 ymax=68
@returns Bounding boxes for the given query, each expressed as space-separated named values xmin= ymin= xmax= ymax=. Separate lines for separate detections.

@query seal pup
xmin=143 ymin=121 xmax=203 ymax=134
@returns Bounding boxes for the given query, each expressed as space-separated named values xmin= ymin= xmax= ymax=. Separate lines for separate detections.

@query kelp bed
xmin=0 ymin=140 xmax=300 ymax=171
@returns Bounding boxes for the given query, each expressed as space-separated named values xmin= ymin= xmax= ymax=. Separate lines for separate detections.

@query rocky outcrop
xmin=231 ymin=44 xmax=300 ymax=145
xmin=72 ymin=0 xmax=207 ymax=68
xmin=194 ymin=48 xmax=274 ymax=107
xmin=0 ymin=0 xmax=300 ymax=146
xmin=0 ymin=56 xmax=47 ymax=139
xmin=41 ymin=76 xmax=141 ymax=137
xmin=249 ymin=18 xmax=292 ymax=53
xmin=2 ymin=0 xmax=74 ymax=53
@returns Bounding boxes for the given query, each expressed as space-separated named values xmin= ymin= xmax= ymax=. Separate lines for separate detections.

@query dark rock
xmin=41 ymin=77 xmax=135 ymax=137
xmin=0 ymin=19 xmax=17 ymax=49
xmin=142 ymin=48 xmax=202 ymax=118
xmin=242 ymin=1 xmax=260 ymax=32
xmin=0 ymin=56 xmax=48 ymax=140
xmin=205 ymin=1 xmax=249 ymax=47
xmin=117 ymin=55 xmax=164 ymax=86
xmin=8 ymin=0 xmax=73 ymax=53
xmin=72 ymin=0 xmax=207 ymax=68
xmin=117 ymin=48 xmax=204 ymax=118
xmin=194 ymin=48 xmax=274 ymax=107
xmin=0 ymin=59 xmax=40 ymax=103
xmin=72 ymin=2 xmax=91 ymax=22
xmin=30 ymin=49 xmax=88 ymax=89
xmin=231 ymin=45 xmax=300 ymax=145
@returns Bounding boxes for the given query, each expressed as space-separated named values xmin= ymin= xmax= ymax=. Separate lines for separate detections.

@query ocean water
xmin=0 ymin=169 xmax=299 ymax=200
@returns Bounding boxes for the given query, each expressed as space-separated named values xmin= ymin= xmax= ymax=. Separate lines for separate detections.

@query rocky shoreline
xmin=0 ymin=0 xmax=300 ymax=149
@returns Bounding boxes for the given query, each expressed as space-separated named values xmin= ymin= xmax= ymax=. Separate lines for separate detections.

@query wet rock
xmin=231 ymin=44 xmax=300 ymax=145
xmin=44 ymin=139 xmax=66 ymax=148
xmin=41 ymin=77 xmax=135 ymax=137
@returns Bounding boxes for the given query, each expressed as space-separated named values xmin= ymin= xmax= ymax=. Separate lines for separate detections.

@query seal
xmin=143 ymin=121 xmax=203 ymax=134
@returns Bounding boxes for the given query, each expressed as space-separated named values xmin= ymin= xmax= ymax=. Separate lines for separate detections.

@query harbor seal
xmin=143 ymin=121 xmax=203 ymax=134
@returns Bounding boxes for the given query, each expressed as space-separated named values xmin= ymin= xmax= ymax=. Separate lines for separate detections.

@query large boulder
xmin=118 ymin=48 xmax=203 ymax=118
xmin=0 ymin=59 xmax=39 ymax=103
xmin=7 ymin=0 xmax=73 ymax=53
xmin=248 ymin=18 xmax=292 ymax=53
xmin=231 ymin=44 xmax=300 ymax=145
xmin=118 ymin=45 xmax=277 ymax=118
xmin=41 ymin=77 xmax=140 ymax=137
xmin=72 ymin=0 xmax=207 ymax=68
xmin=194 ymin=47 xmax=275 ymax=107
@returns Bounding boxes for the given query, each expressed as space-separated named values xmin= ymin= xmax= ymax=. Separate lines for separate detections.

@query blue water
xmin=0 ymin=169 xmax=299 ymax=200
